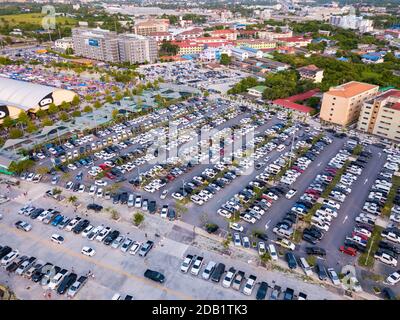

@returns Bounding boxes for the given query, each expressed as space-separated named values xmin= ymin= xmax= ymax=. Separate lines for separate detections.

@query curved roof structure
xmin=0 ymin=77 xmax=65 ymax=110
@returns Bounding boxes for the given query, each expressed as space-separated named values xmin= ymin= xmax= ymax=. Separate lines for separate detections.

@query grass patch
xmin=321 ymin=161 xmax=350 ymax=198
xmin=381 ymin=176 xmax=400 ymax=218
xmin=358 ymin=226 xmax=383 ymax=268
xmin=306 ymin=255 xmax=317 ymax=267
xmin=0 ymin=13 xmax=76 ymax=26
xmin=303 ymin=203 xmax=323 ymax=223
xmin=362 ymin=273 xmax=385 ymax=282
xmin=292 ymin=229 xmax=303 ymax=244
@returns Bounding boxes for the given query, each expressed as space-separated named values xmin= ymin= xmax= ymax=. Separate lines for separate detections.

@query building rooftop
xmin=297 ymin=64 xmax=322 ymax=72
xmin=327 ymin=81 xmax=378 ymax=98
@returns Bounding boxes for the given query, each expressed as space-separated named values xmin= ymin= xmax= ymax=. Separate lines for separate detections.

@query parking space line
xmin=0 ymin=223 xmax=194 ymax=300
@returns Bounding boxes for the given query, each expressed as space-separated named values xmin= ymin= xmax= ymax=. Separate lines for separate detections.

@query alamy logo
xmin=42 ymin=5 xmax=56 ymax=31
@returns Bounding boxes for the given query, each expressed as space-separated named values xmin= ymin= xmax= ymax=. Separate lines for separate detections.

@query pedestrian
xmin=145 ymin=233 xmax=147 ymax=238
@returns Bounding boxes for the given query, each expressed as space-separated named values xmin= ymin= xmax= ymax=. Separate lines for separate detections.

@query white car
xmin=129 ymin=241 xmax=141 ymax=255
xmin=160 ymin=190 xmax=168 ymax=199
xmin=180 ymin=255 xmax=195 ymax=273
xmin=327 ymin=268 xmax=341 ymax=286
xmin=268 ymin=244 xmax=278 ymax=261
xmin=1 ymin=250 xmax=19 ymax=266
xmin=374 ymin=252 xmax=397 ymax=267
xmin=81 ymin=246 xmax=96 ymax=257
xmin=222 ymin=267 xmax=236 ymax=288
xmin=276 ymin=238 xmax=296 ymax=251
xmin=258 ymin=242 xmax=266 ymax=255
xmin=95 ymin=180 xmax=107 ymax=186
xmin=243 ymin=275 xmax=257 ymax=295
xmin=81 ymin=225 xmax=94 ymax=238
xmin=285 ymin=189 xmax=297 ymax=199
xmin=218 ymin=209 xmax=232 ymax=219
xmin=172 ymin=192 xmax=184 ymax=200
xmin=386 ymin=270 xmax=400 ymax=285
xmin=51 ymin=234 xmax=64 ymax=244
xmin=190 ymin=256 xmax=204 ymax=276
xmin=229 ymin=223 xmax=244 ymax=232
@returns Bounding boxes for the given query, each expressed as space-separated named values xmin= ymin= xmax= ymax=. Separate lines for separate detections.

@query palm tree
xmin=68 ymin=195 xmax=78 ymax=204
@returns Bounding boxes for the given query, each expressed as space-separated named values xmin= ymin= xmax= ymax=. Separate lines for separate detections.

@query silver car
xmin=201 ymin=261 xmax=216 ymax=280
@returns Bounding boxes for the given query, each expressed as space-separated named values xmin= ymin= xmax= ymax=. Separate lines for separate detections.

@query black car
xmin=316 ymin=262 xmax=328 ymax=281
xmin=120 ymin=192 xmax=128 ymax=204
xmin=344 ymin=239 xmax=366 ymax=253
xmin=148 ymin=201 xmax=157 ymax=214
xmin=305 ymin=246 xmax=326 ymax=257
xmin=103 ymin=230 xmax=120 ymax=245
xmin=144 ymin=269 xmax=165 ymax=283
xmin=57 ymin=273 xmax=78 ymax=295
xmin=382 ymin=287 xmax=397 ymax=300
xmin=30 ymin=208 xmax=44 ymax=219
xmin=72 ymin=219 xmax=90 ymax=234
xmin=286 ymin=252 xmax=298 ymax=269
xmin=302 ymin=233 xmax=318 ymax=245
xmin=256 ymin=281 xmax=268 ymax=300
xmin=378 ymin=241 xmax=400 ymax=255
xmin=6 ymin=261 xmax=19 ymax=273
xmin=210 ymin=263 xmax=226 ymax=282
xmin=255 ymin=232 xmax=268 ymax=242
xmin=0 ymin=246 xmax=12 ymax=259
xmin=87 ymin=204 xmax=103 ymax=212
xmin=283 ymin=288 xmax=294 ymax=300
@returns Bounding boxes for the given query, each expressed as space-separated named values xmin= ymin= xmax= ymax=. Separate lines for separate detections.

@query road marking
xmin=343 ymin=215 xmax=348 ymax=224
xmin=0 ymin=223 xmax=193 ymax=300
xmin=265 ymin=219 xmax=271 ymax=230
xmin=364 ymin=178 xmax=368 ymax=184
xmin=317 ymin=162 xmax=322 ymax=167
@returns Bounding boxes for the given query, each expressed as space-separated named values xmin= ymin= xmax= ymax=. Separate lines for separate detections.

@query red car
xmin=306 ymin=189 xmax=320 ymax=195
xmin=99 ymin=163 xmax=111 ymax=171
xmin=339 ymin=246 xmax=357 ymax=257
xmin=105 ymin=172 xmax=115 ymax=179
xmin=352 ymin=232 xmax=369 ymax=241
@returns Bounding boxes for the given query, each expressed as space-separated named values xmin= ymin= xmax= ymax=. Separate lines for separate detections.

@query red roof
xmin=149 ymin=32 xmax=171 ymax=36
xmin=278 ymin=36 xmax=312 ymax=42
xmin=392 ymin=102 xmax=400 ymax=111
xmin=211 ymin=29 xmax=237 ymax=34
xmin=273 ymin=99 xmax=313 ymax=113
xmin=272 ymin=89 xmax=320 ymax=113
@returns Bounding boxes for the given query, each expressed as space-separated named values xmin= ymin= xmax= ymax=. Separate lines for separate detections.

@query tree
xmin=68 ymin=195 xmax=78 ymax=204
xmin=9 ymin=159 xmax=35 ymax=174
xmin=72 ymin=110 xmax=81 ymax=117
xmin=59 ymin=111 xmax=69 ymax=122
xmin=60 ymin=101 xmax=71 ymax=111
xmin=47 ymin=103 xmax=58 ymax=115
xmin=219 ymin=53 xmax=231 ymax=66
xmin=9 ymin=128 xmax=23 ymax=139
xmin=175 ymin=201 xmax=188 ymax=217
xmin=112 ymin=109 xmax=119 ymax=120
xmin=42 ymin=117 xmax=54 ymax=126
xmin=83 ymin=105 xmax=93 ymax=113
xmin=71 ymin=95 xmax=80 ymax=106
xmin=115 ymin=92 xmax=123 ymax=101
xmin=105 ymin=95 xmax=113 ymax=104
xmin=132 ymin=212 xmax=144 ymax=226
xmin=36 ymin=166 xmax=49 ymax=175
xmin=26 ymin=121 xmax=37 ymax=133
xmin=17 ymin=111 xmax=29 ymax=125
xmin=159 ymin=41 xmax=179 ymax=56
xmin=2 ymin=116 xmax=14 ymax=128
xmin=110 ymin=209 xmax=120 ymax=220
xmin=85 ymin=94 xmax=93 ymax=102
xmin=93 ymin=101 xmax=102 ymax=109
xmin=35 ymin=109 xmax=47 ymax=119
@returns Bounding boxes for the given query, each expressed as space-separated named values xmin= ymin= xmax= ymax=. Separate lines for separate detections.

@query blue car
xmin=51 ymin=214 xmax=64 ymax=226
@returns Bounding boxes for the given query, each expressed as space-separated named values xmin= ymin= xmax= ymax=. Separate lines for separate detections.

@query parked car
xmin=144 ymin=269 xmax=165 ymax=283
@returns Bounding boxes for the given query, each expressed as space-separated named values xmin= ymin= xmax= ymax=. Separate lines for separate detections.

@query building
xmin=247 ymin=86 xmax=266 ymax=98
xmin=118 ymin=34 xmax=158 ymax=64
xmin=297 ymin=65 xmax=324 ymax=83
xmin=173 ymin=41 xmax=203 ymax=55
xmin=134 ymin=19 xmax=169 ymax=36
xmin=72 ymin=28 xmax=158 ymax=64
xmin=277 ymin=36 xmax=312 ymax=47
xmin=240 ymin=47 xmax=263 ymax=59
xmin=361 ymin=52 xmax=385 ymax=64
xmin=149 ymin=32 xmax=174 ymax=42
xmin=72 ymin=28 xmax=119 ymax=63
xmin=209 ymin=29 xmax=238 ymax=41
xmin=385 ymin=29 xmax=400 ymax=39
xmin=329 ymin=13 xmax=373 ymax=33
xmin=0 ymin=77 xmax=77 ymax=123
xmin=54 ymin=37 xmax=73 ymax=52
xmin=236 ymin=39 xmax=276 ymax=50
xmin=320 ymin=81 xmax=379 ymax=126
xmin=258 ymin=30 xmax=293 ymax=41
xmin=175 ymin=28 xmax=204 ymax=40
xmin=230 ymin=47 xmax=249 ymax=61
xmin=357 ymin=89 xmax=400 ymax=142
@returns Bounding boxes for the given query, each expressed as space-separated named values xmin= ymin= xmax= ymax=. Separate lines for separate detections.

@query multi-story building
xmin=357 ymin=89 xmax=400 ymax=142
xmin=235 ymin=39 xmax=276 ymax=50
xmin=133 ymin=19 xmax=169 ymax=36
xmin=258 ymin=30 xmax=293 ymax=41
xmin=297 ymin=65 xmax=324 ymax=83
xmin=118 ymin=34 xmax=158 ymax=64
xmin=172 ymin=41 xmax=204 ymax=55
xmin=175 ymin=28 xmax=204 ymax=40
xmin=72 ymin=28 xmax=158 ymax=64
xmin=149 ymin=32 xmax=174 ymax=42
xmin=320 ymin=81 xmax=379 ymax=126
xmin=329 ymin=13 xmax=373 ymax=33
xmin=277 ymin=36 xmax=312 ymax=47
xmin=54 ymin=37 xmax=73 ymax=52
xmin=72 ymin=28 xmax=119 ymax=63
xmin=209 ymin=29 xmax=238 ymax=41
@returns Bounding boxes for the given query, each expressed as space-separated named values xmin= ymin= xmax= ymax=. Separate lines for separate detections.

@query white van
xmin=276 ymin=144 xmax=285 ymax=152
xmin=127 ymin=194 xmax=135 ymax=207
xmin=268 ymin=244 xmax=278 ymax=261
xmin=267 ymin=164 xmax=281 ymax=175
xmin=111 ymin=293 xmax=121 ymax=300
xmin=299 ymin=257 xmax=313 ymax=276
